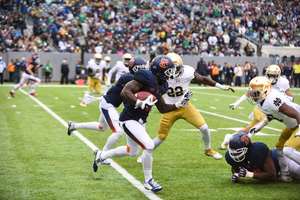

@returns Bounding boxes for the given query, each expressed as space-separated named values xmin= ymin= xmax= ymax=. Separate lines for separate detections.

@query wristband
xmin=215 ymin=83 xmax=225 ymax=90
xmin=245 ymin=171 xmax=254 ymax=178
xmin=135 ymin=99 xmax=142 ymax=107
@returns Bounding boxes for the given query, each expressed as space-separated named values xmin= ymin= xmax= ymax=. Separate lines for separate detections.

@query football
xmin=135 ymin=91 xmax=157 ymax=102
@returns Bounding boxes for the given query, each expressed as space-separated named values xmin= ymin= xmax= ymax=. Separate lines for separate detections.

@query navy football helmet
xmin=128 ymin=57 xmax=147 ymax=74
xmin=31 ymin=52 xmax=40 ymax=64
xmin=150 ymin=56 xmax=175 ymax=82
xmin=228 ymin=132 xmax=252 ymax=162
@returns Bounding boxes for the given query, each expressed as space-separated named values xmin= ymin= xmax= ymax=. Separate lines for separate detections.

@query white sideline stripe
xmin=19 ymin=89 xmax=162 ymax=200
xmin=197 ymin=109 xmax=281 ymax=132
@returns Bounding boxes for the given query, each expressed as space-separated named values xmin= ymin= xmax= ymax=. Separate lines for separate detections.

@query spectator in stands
xmin=13 ymin=58 xmax=21 ymax=84
xmin=234 ymin=63 xmax=242 ymax=87
xmin=7 ymin=59 xmax=14 ymax=82
xmin=282 ymin=62 xmax=291 ymax=86
xmin=262 ymin=63 xmax=268 ymax=76
xmin=44 ymin=60 xmax=51 ymax=84
xmin=197 ymin=57 xmax=206 ymax=85
xmin=244 ymin=61 xmax=251 ymax=87
xmin=205 ymin=61 xmax=213 ymax=80
xmin=60 ymin=58 xmax=69 ymax=85
xmin=226 ymin=63 xmax=234 ymax=86
xmin=249 ymin=62 xmax=259 ymax=80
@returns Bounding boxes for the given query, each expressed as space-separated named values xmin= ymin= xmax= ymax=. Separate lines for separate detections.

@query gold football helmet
xmin=166 ymin=52 xmax=183 ymax=77
xmin=94 ymin=53 xmax=102 ymax=65
xmin=266 ymin=64 xmax=281 ymax=84
xmin=247 ymin=76 xmax=271 ymax=105
xmin=123 ymin=53 xmax=132 ymax=66
xmin=104 ymin=56 xmax=111 ymax=63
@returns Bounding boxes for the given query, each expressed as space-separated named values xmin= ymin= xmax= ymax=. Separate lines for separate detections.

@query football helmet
xmin=247 ymin=76 xmax=271 ymax=105
xmin=94 ymin=53 xmax=102 ymax=65
xmin=166 ymin=52 xmax=183 ymax=78
xmin=228 ymin=132 xmax=252 ymax=162
xmin=266 ymin=64 xmax=281 ymax=84
xmin=32 ymin=53 xmax=40 ymax=64
xmin=150 ymin=55 xmax=175 ymax=82
xmin=123 ymin=53 xmax=133 ymax=66
xmin=104 ymin=56 xmax=111 ymax=63
xmin=128 ymin=57 xmax=147 ymax=74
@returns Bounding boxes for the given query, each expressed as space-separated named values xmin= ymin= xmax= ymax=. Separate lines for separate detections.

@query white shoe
xmin=279 ymin=171 xmax=293 ymax=182
xmin=93 ymin=149 xmax=103 ymax=172
xmin=144 ymin=178 xmax=163 ymax=192
xmin=80 ymin=102 xmax=86 ymax=107
xmin=67 ymin=121 xmax=76 ymax=136
xmin=205 ymin=148 xmax=222 ymax=160
xmin=101 ymin=159 xmax=110 ymax=165
xmin=221 ymin=134 xmax=232 ymax=150
xmin=137 ymin=155 xmax=142 ymax=163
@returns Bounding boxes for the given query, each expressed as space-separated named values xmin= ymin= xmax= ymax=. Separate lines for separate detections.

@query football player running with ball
xmin=93 ymin=56 xmax=193 ymax=192
xmin=68 ymin=57 xmax=148 ymax=165
xmin=137 ymin=53 xmax=235 ymax=163
xmin=226 ymin=132 xmax=300 ymax=183
xmin=246 ymin=76 xmax=300 ymax=182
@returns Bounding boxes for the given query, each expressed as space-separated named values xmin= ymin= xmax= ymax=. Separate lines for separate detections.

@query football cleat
xmin=101 ymin=159 xmax=110 ymax=165
xmin=80 ymin=102 xmax=86 ymax=107
xmin=93 ymin=149 xmax=103 ymax=172
xmin=221 ymin=134 xmax=233 ymax=150
xmin=30 ymin=92 xmax=39 ymax=96
xmin=9 ymin=91 xmax=14 ymax=97
xmin=137 ymin=155 xmax=142 ymax=163
xmin=144 ymin=178 xmax=163 ymax=192
xmin=67 ymin=121 xmax=76 ymax=136
xmin=205 ymin=148 xmax=222 ymax=160
xmin=278 ymin=175 xmax=293 ymax=182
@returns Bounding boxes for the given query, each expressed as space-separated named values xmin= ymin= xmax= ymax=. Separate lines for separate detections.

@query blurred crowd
xmin=0 ymin=0 xmax=299 ymax=55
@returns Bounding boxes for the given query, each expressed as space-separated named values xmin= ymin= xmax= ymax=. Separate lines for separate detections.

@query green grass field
xmin=1 ymin=83 xmax=299 ymax=200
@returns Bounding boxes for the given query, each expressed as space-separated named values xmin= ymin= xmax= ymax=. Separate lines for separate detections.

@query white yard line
xmin=19 ymin=89 xmax=162 ymax=200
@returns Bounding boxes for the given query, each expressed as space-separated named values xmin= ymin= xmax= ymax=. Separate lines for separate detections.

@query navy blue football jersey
xmin=104 ymin=73 xmax=134 ymax=107
xmin=269 ymin=149 xmax=280 ymax=176
xmin=225 ymin=142 xmax=269 ymax=173
xmin=119 ymin=69 xmax=168 ymax=123
xmin=25 ymin=61 xmax=39 ymax=75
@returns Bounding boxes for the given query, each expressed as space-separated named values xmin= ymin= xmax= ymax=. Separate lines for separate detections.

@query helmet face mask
xmin=266 ymin=64 xmax=281 ymax=84
xmin=150 ymin=56 xmax=175 ymax=83
xmin=228 ymin=132 xmax=252 ymax=162
xmin=166 ymin=52 xmax=183 ymax=81
xmin=247 ymin=76 xmax=271 ymax=105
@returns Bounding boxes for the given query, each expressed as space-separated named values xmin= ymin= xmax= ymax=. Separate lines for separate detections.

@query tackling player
xmin=10 ymin=53 xmax=41 ymax=97
xmin=105 ymin=53 xmax=132 ymax=89
xmin=68 ymin=57 xmax=147 ymax=165
xmin=80 ymin=53 xmax=106 ymax=107
xmin=221 ymin=64 xmax=294 ymax=149
xmin=92 ymin=56 xmax=193 ymax=192
xmin=226 ymin=132 xmax=300 ymax=182
xmin=246 ymin=76 xmax=300 ymax=182
xmin=137 ymin=53 xmax=235 ymax=162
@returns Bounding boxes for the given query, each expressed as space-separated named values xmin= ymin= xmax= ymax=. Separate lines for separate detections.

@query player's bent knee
xmin=128 ymin=149 xmax=140 ymax=157
xmin=283 ymin=146 xmax=294 ymax=158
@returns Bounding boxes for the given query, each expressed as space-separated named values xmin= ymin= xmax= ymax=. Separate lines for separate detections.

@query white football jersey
xmin=107 ymin=61 xmax=129 ymax=83
xmin=165 ymin=65 xmax=195 ymax=104
xmin=270 ymin=76 xmax=290 ymax=92
xmin=86 ymin=59 xmax=105 ymax=79
xmin=256 ymin=90 xmax=300 ymax=128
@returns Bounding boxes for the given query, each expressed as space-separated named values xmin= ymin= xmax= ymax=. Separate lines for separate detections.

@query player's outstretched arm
xmin=193 ymin=73 xmax=235 ymax=92
xmin=229 ymin=92 xmax=249 ymax=110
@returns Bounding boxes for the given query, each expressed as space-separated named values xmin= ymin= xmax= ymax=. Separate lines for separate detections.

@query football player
xmin=222 ymin=64 xmax=294 ymax=149
xmin=68 ymin=57 xmax=147 ymax=165
xmin=92 ymin=56 xmax=193 ymax=192
xmin=226 ymin=132 xmax=300 ymax=182
xmin=137 ymin=53 xmax=235 ymax=163
xmin=103 ymin=56 xmax=112 ymax=94
xmin=246 ymin=76 xmax=300 ymax=182
xmin=105 ymin=53 xmax=132 ymax=90
xmin=80 ymin=53 xmax=106 ymax=107
xmin=10 ymin=53 xmax=41 ymax=97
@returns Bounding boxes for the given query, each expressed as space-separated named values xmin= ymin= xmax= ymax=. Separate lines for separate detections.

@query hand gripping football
xmin=135 ymin=91 xmax=157 ymax=102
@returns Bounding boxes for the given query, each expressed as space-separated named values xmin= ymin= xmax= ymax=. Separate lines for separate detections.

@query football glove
xmin=229 ymin=102 xmax=238 ymax=110
xmin=249 ymin=119 xmax=269 ymax=138
xmin=239 ymin=167 xmax=254 ymax=178
xmin=231 ymin=173 xmax=239 ymax=183
xmin=175 ymin=90 xmax=193 ymax=108
xmin=223 ymin=86 xmax=235 ymax=93
xmin=135 ymin=95 xmax=158 ymax=109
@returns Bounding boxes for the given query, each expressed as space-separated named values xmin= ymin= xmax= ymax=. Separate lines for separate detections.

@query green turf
xmin=1 ymin=84 xmax=300 ymax=200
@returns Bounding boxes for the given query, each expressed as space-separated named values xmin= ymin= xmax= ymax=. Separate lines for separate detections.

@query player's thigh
xmin=100 ymin=100 xmax=121 ymax=132
xmin=87 ymin=77 xmax=95 ymax=91
xmin=284 ymin=127 xmax=300 ymax=150
xmin=182 ymin=102 xmax=206 ymax=128
xmin=289 ymin=159 xmax=300 ymax=180
xmin=122 ymin=120 xmax=154 ymax=150
xmin=276 ymin=127 xmax=296 ymax=150
xmin=94 ymin=79 xmax=101 ymax=93
xmin=157 ymin=111 xmax=179 ymax=141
